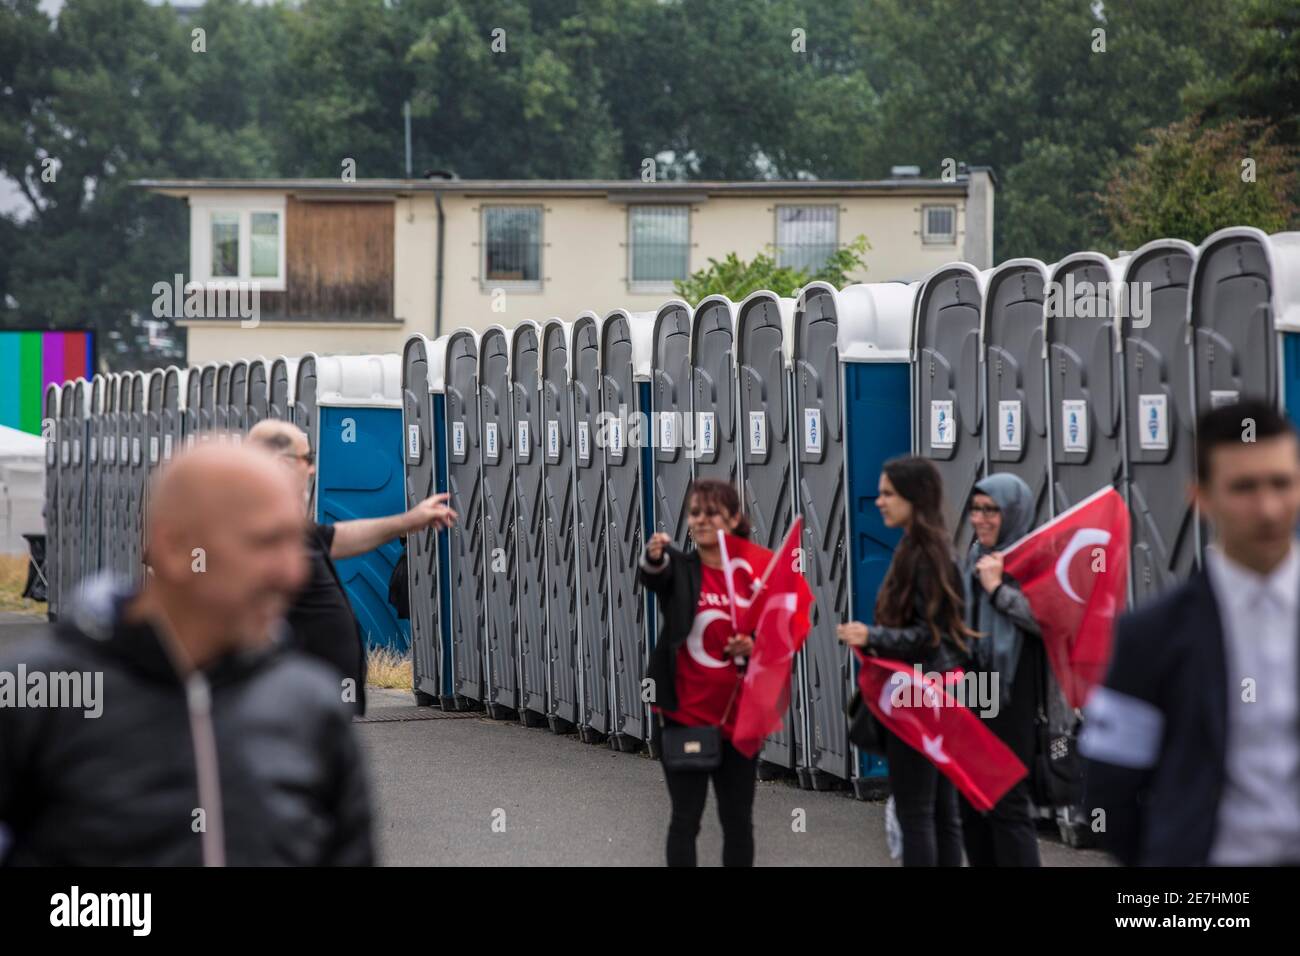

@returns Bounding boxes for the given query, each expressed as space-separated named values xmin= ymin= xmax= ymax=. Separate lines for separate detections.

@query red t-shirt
xmin=662 ymin=565 xmax=743 ymax=738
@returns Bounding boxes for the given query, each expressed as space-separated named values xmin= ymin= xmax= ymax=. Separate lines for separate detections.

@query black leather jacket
xmin=867 ymin=558 xmax=971 ymax=674
xmin=639 ymin=544 xmax=703 ymax=714
xmin=0 ymin=579 xmax=373 ymax=866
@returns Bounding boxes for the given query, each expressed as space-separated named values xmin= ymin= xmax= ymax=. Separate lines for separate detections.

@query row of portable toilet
xmin=40 ymin=355 xmax=412 ymax=654
xmin=397 ymin=224 xmax=1300 ymax=800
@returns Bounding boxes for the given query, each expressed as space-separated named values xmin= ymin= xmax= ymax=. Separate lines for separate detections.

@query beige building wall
xmin=423 ymin=192 xmax=967 ymax=338
xmin=184 ymin=188 xmax=972 ymax=363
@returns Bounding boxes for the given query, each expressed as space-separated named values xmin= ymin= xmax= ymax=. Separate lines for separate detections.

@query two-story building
xmin=136 ymin=170 xmax=995 ymax=364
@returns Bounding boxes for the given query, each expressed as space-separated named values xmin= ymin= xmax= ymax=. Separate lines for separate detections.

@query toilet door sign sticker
xmin=516 ymin=420 xmax=531 ymax=462
xmin=998 ymin=400 xmax=1022 ymax=453
xmin=1062 ymin=399 xmax=1089 ymax=454
xmin=930 ymin=400 xmax=954 ymax=450
xmin=698 ymin=412 xmax=716 ymax=455
xmin=804 ymin=408 xmax=822 ymax=454
xmin=577 ymin=421 xmax=590 ymax=463
xmin=748 ymin=411 xmax=767 ymax=456
xmin=485 ymin=422 xmax=499 ymax=462
xmin=407 ymin=423 xmax=421 ymax=462
xmin=452 ymin=421 xmax=466 ymax=457
xmin=1138 ymin=394 xmax=1169 ymax=451
xmin=608 ymin=414 xmax=624 ymax=460
xmin=547 ymin=420 xmax=560 ymax=458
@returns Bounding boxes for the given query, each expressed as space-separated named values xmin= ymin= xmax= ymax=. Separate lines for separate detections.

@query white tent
xmin=0 ymin=424 xmax=45 ymax=555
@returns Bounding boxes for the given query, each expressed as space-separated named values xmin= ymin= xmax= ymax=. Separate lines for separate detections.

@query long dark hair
xmin=874 ymin=456 xmax=976 ymax=650
xmin=688 ymin=479 xmax=752 ymax=539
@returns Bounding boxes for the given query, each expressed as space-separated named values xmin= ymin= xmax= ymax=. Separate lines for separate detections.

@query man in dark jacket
xmin=247 ymin=419 xmax=455 ymax=714
xmin=0 ymin=442 xmax=373 ymax=865
xmin=1082 ymin=400 xmax=1300 ymax=866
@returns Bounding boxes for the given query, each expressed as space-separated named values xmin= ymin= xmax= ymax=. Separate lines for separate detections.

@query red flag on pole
xmin=1000 ymin=486 xmax=1130 ymax=708
xmin=719 ymin=520 xmax=814 ymax=758
xmin=855 ymin=653 xmax=1027 ymax=811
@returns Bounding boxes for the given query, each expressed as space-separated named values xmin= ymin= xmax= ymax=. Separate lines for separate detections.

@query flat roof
xmin=133 ymin=176 xmax=974 ymax=200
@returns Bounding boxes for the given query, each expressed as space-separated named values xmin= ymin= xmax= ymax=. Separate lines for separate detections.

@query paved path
xmin=0 ymin=615 xmax=1110 ymax=866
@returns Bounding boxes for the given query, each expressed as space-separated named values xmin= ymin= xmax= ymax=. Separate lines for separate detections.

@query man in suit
xmin=1082 ymin=399 xmax=1300 ymax=865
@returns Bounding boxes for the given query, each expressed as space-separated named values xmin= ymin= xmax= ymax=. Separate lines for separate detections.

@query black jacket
xmin=868 ymin=557 xmax=970 ymax=674
xmin=640 ymin=544 xmax=704 ymax=714
xmin=0 ymin=580 xmax=374 ymax=866
xmin=1081 ymin=568 xmax=1297 ymax=866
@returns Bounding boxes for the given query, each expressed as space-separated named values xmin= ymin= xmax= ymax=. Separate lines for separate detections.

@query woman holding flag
xmin=837 ymin=457 xmax=976 ymax=867
xmin=960 ymin=473 xmax=1043 ymax=867
xmin=640 ymin=479 xmax=759 ymax=867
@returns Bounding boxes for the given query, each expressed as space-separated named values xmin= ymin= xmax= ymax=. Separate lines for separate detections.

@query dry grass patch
xmin=367 ymin=645 xmax=413 ymax=690
xmin=0 ymin=553 xmax=44 ymax=617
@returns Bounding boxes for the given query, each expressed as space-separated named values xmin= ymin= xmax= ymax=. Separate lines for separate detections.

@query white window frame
xmin=626 ymin=204 xmax=691 ymax=294
xmin=190 ymin=194 xmax=287 ymax=291
xmin=480 ymin=203 xmax=545 ymax=293
xmin=774 ymin=203 xmax=840 ymax=272
xmin=921 ymin=203 xmax=958 ymax=245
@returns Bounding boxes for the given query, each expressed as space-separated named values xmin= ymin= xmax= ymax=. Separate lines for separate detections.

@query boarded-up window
xmin=283 ymin=198 xmax=394 ymax=320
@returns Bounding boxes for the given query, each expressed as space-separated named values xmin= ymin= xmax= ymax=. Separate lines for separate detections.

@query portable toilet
xmin=840 ymin=282 xmax=918 ymax=796
xmin=913 ymin=263 xmax=991 ymax=554
xmin=246 ymin=358 xmax=269 ymax=429
xmin=983 ymin=259 xmax=1053 ymax=528
xmin=113 ymin=374 xmax=131 ymax=579
xmin=145 ymin=369 xmax=165 ymax=490
xmin=650 ymin=299 xmax=695 ymax=547
xmin=572 ymin=310 xmax=611 ymax=743
xmin=294 ymin=355 xmax=319 ymax=514
xmin=442 ymin=330 xmax=485 ymax=707
xmin=313 ymin=353 xmax=410 ymax=655
xmin=214 ymin=362 xmax=232 ymax=433
xmin=161 ymin=366 xmax=183 ymax=465
xmin=1121 ymin=238 xmax=1198 ymax=604
xmin=228 ymin=359 xmax=249 ymax=436
xmin=402 ymin=334 xmax=452 ymax=708
xmin=478 ymin=324 xmax=520 ymax=720
xmin=182 ymin=369 xmax=201 ymax=455
xmin=126 ymin=371 xmax=146 ymax=584
xmin=510 ymin=321 xmax=549 ymax=726
xmin=269 ymin=356 xmax=299 ymax=422
xmin=57 ymin=380 xmax=84 ymax=608
xmin=1189 ymin=228 xmax=1300 ymax=559
xmin=85 ymin=375 xmax=106 ymax=577
xmin=690 ymin=295 xmax=740 ymax=487
xmin=1046 ymin=254 xmax=1130 ymax=514
xmin=199 ymin=363 xmax=218 ymax=434
xmin=599 ymin=308 xmax=657 ymax=751
xmin=43 ymin=383 xmax=60 ymax=618
xmin=540 ymin=318 xmax=580 ymax=733
xmin=735 ymin=290 xmax=801 ymax=777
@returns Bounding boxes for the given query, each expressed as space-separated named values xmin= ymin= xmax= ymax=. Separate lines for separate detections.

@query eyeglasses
xmin=968 ymin=504 xmax=1001 ymax=517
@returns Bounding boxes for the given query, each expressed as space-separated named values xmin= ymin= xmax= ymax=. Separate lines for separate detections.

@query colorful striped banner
xmin=0 ymin=330 xmax=94 ymax=435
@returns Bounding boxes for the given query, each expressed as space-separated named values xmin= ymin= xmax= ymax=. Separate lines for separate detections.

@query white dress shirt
xmin=1204 ymin=541 xmax=1300 ymax=864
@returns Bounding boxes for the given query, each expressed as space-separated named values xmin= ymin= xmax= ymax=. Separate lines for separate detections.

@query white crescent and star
xmin=685 ymin=608 xmax=733 ymax=669
xmin=1055 ymin=527 xmax=1111 ymax=603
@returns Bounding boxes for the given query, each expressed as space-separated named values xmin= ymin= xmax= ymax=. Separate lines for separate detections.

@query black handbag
xmin=659 ymin=681 xmax=741 ymax=773
xmin=846 ymin=689 xmax=887 ymax=755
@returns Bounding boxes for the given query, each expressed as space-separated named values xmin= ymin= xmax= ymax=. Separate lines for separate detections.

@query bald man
xmin=0 ymin=441 xmax=373 ymax=865
xmin=247 ymin=419 xmax=456 ymax=713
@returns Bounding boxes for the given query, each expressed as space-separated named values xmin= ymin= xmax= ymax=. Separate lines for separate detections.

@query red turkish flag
xmin=1000 ymin=486 xmax=1130 ymax=708
xmin=855 ymin=653 xmax=1027 ymax=812
xmin=720 ymin=520 xmax=814 ymax=758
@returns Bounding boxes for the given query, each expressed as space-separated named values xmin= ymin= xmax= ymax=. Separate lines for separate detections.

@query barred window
xmin=483 ymin=205 xmax=542 ymax=288
xmin=629 ymin=205 xmax=690 ymax=289
xmin=922 ymin=205 xmax=957 ymax=244
xmin=776 ymin=205 xmax=838 ymax=272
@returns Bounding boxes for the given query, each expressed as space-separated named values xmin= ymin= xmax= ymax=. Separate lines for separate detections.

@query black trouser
xmin=959 ymin=642 xmax=1042 ymax=866
xmin=655 ymin=719 xmax=757 ymax=867
xmin=885 ymin=728 xmax=964 ymax=867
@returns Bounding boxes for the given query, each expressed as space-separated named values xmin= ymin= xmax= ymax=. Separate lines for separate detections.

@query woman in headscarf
xmin=960 ymin=472 xmax=1043 ymax=866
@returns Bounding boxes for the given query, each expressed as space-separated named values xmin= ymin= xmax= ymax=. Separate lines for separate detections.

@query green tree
xmin=1100 ymin=117 xmax=1298 ymax=249
xmin=675 ymin=235 xmax=869 ymax=302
